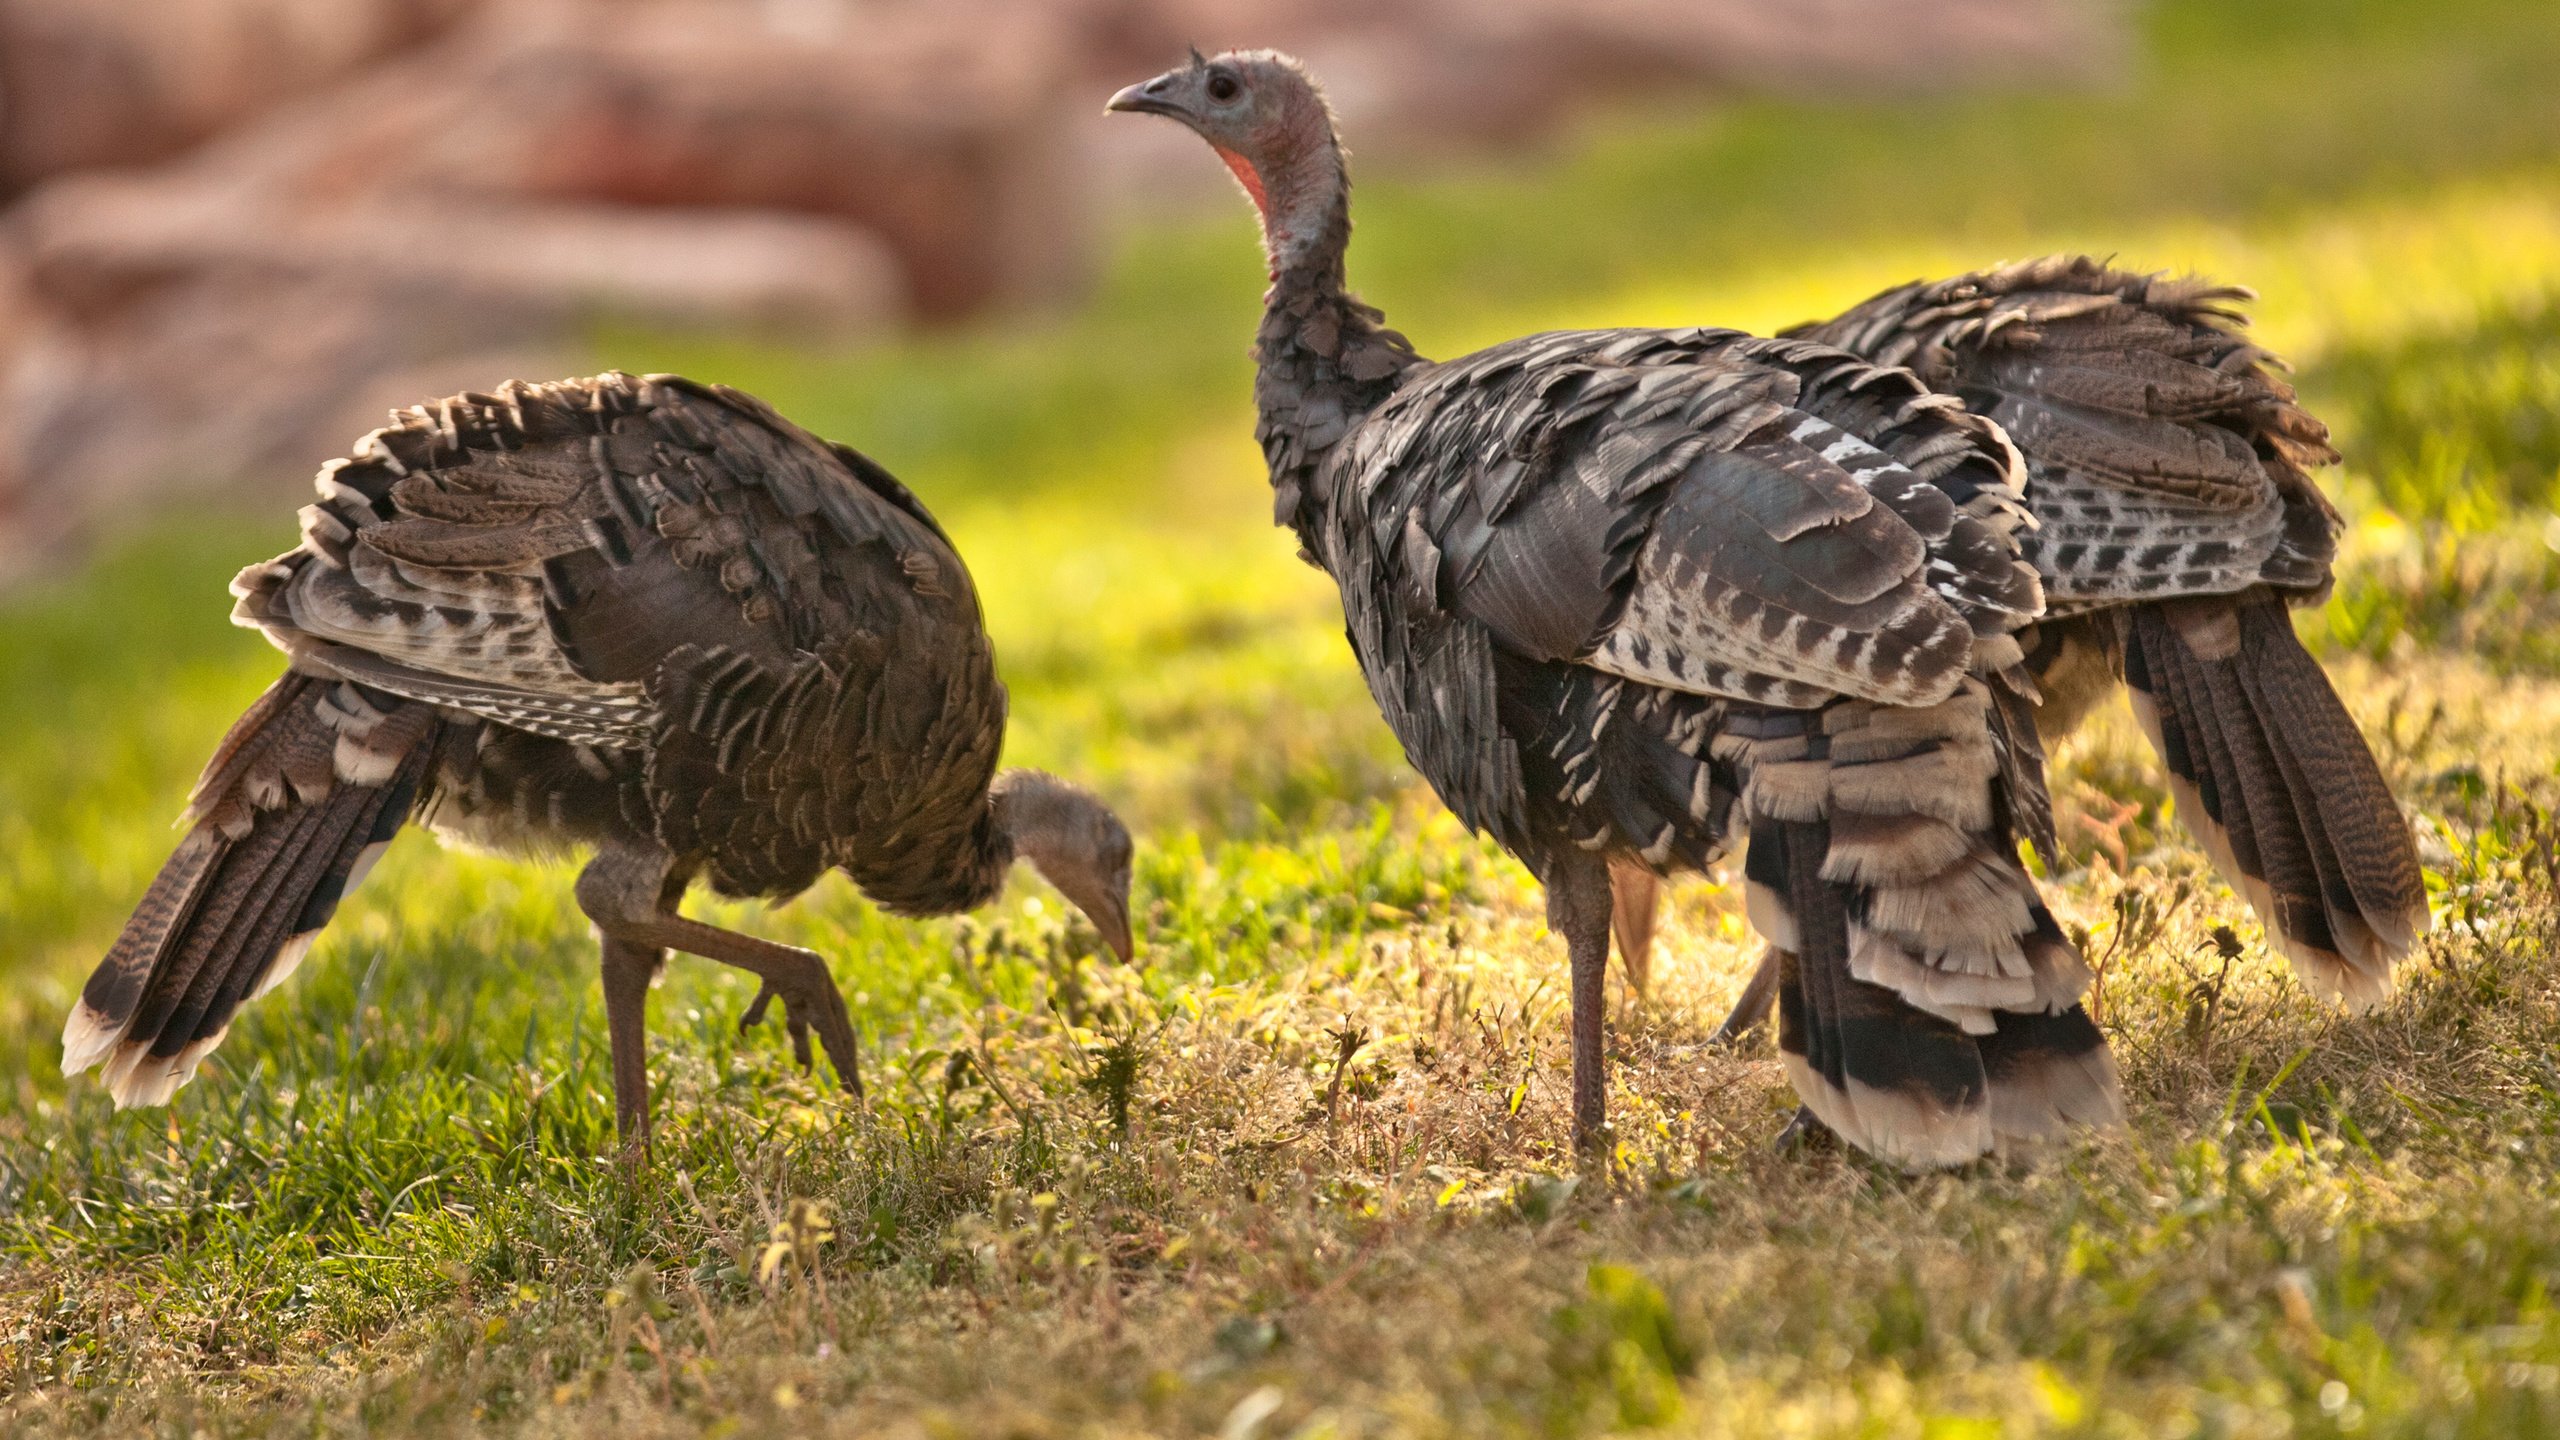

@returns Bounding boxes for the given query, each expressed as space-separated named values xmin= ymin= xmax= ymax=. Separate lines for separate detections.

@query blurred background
xmin=0 ymin=0 xmax=2117 ymax=575
xmin=1 ymin=4 xmax=2559 ymax=1421
xmin=1 ymin=0 xmax=2556 ymax=937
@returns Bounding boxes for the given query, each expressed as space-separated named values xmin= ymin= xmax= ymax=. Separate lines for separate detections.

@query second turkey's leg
xmin=1772 ymin=1104 xmax=1834 ymax=1152
xmin=1546 ymin=851 xmax=1615 ymax=1156
xmin=1708 ymin=948 xmax=1781 ymax=1046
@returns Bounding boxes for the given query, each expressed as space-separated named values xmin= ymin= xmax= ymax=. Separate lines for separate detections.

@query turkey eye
xmin=1206 ymin=72 xmax=1240 ymax=102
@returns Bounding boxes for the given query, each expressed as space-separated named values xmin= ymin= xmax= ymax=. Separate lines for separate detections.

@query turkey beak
xmin=1070 ymin=885 xmax=1134 ymax=964
xmin=1107 ymin=74 xmax=1189 ymax=120
xmin=1056 ymin=871 xmax=1137 ymax=964
xmin=1097 ymin=894 xmax=1135 ymax=965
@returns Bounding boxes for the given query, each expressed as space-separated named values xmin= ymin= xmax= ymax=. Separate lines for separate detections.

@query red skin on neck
xmin=1215 ymin=144 xmax=1296 ymax=279
xmin=1213 ymin=144 xmax=1271 ymax=215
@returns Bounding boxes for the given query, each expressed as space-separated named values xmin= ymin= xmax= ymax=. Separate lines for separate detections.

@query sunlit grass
xmin=6 ymin=0 xmax=2560 ymax=1433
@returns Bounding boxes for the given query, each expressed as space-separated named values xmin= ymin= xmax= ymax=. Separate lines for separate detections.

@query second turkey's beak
xmin=1106 ymin=74 xmax=1189 ymax=120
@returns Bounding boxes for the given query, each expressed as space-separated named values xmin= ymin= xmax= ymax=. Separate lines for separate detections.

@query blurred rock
xmin=22 ymin=0 xmax=1090 ymax=320
xmin=18 ymin=169 xmax=906 ymax=331
xmin=0 ymin=0 xmax=1087 ymax=575
xmin=0 ymin=0 xmax=480 ymax=195
xmin=1070 ymin=0 xmax=2121 ymax=209
xmin=0 ymin=0 xmax=2122 ymax=579
xmin=386 ymin=0 xmax=1091 ymax=319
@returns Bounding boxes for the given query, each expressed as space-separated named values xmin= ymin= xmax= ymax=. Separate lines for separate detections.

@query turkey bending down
xmin=1114 ymin=52 xmax=2120 ymax=1168
xmin=1619 ymin=261 xmax=2431 ymax=1049
xmin=62 ymin=373 xmax=1135 ymax=1150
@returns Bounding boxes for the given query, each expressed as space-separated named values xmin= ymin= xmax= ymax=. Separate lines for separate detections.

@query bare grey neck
xmin=1259 ymin=133 xmax=1351 ymax=283
xmin=1251 ymin=128 xmax=1422 ymax=542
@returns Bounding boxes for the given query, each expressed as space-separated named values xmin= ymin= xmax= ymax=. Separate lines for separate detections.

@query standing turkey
xmin=1616 ymin=261 xmax=2430 ymax=1042
xmin=62 ymin=373 xmax=1135 ymax=1149
xmin=1113 ymin=52 xmax=2119 ymax=1167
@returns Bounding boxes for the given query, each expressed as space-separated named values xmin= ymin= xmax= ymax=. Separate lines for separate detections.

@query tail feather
xmin=1725 ymin=683 xmax=2123 ymax=1169
xmin=2123 ymin=593 xmax=2426 ymax=1006
xmin=2189 ymin=629 xmax=2334 ymax=947
xmin=182 ymin=671 xmax=334 ymax=832
xmin=125 ymin=786 xmax=342 ymax=1047
xmin=64 ymin=674 xmax=435 ymax=1107
xmin=2229 ymin=600 xmax=2427 ymax=952
xmin=1987 ymin=677 xmax=2060 ymax=866
xmin=64 ymin=830 xmax=224 ymax=1075
xmin=1977 ymin=1004 xmax=2122 ymax=1143
xmin=160 ymin=769 xmax=414 ymax=1058
xmin=2238 ymin=688 xmax=2377 ymax=963
xmin=1765 ymin=817 xmax=1994 ymax=1168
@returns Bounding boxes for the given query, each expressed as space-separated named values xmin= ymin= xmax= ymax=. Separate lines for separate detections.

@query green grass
xmin=8 ymin=0 xmax=2560 ymax=1433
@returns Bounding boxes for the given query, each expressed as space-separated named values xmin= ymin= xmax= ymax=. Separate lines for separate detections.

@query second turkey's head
xmin=993 ymin=770 xmax=1137 ymax=962
xmin=1108 ymin=50 xmax=1343 ymax=268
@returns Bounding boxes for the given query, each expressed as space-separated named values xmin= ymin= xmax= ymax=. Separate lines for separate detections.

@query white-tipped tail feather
xmin=1784 ymin=1054 xmax=1995 ymax=1171
xmin=94 ymin=1028 xmax=231 ymax=1110
xmin=58 ymin=1001 xmax=123 ymax=1079
xmin=62 ymin=673 xmax=430 ymax=1111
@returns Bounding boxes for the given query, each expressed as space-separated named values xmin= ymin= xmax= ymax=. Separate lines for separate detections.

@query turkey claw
xmin=740 ymin=977 xmax=860 ymax=1097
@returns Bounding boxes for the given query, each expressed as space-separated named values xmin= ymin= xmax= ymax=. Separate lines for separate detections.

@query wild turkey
xmin=1113 ymin=52 xmax=2120 ymax=1167
xmin=1620 ymin=259 xmax=2431 ymax=1045
xmin=61 ymin=372 xmax=1134 ymax=1149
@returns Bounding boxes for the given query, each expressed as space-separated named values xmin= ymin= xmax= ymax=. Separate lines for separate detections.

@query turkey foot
xmin=737 ymin=969 xmax=862 ymax=1096
xmin=579 ymin=843 xmax=866 ymax=1155
xmin=1772 ymin=1105 xmax=1834 ymax=1153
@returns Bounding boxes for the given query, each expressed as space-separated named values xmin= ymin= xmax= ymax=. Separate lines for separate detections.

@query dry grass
xmin=5 ymin=643 xmax=2557 ymax=1437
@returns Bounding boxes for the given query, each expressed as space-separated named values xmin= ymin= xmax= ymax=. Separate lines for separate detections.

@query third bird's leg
xmin=1606 ymin=857 xmax=1660 ymax=997
xmin=1547 ymin=851 xmax=1616 ymax=1157
xmin=1773 ymin=1104 xmax=1834 ymax=1152
xmin=1708 ymin=947 xmax=1781 ymax=1046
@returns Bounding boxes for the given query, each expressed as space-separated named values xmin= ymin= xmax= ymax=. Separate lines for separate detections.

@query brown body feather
xmin=65 ymin=374 xmax=1126 ymax=1125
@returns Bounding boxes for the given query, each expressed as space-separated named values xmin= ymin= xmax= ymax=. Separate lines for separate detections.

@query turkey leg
xmin=1545 ymin=851 xmax=1615 ymax=1157
xmin=1606 ymin=857 xmax=1660 ymax=996
xmin=576 ymin=844 xmax=865 ymax=1152
xmin=598 ymin=935 xmax=665 ymax=1153
xmin=1708 ymin=947 xmax=1781 ymax=1045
